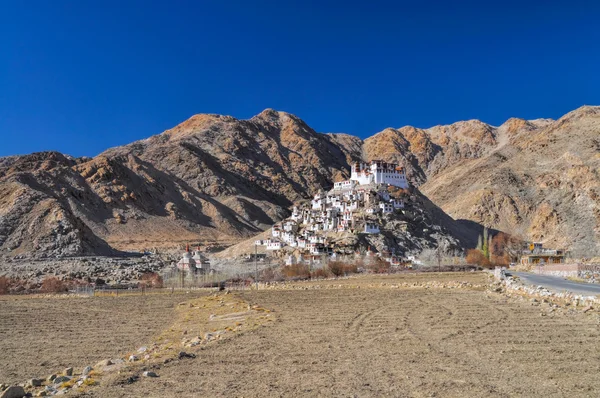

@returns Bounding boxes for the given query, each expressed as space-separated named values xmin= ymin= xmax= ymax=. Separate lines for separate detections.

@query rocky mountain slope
xmin=1 ymin=105 xmax=599 ymax=258
xmin=0 ymin=110 xmax=365 ymax=258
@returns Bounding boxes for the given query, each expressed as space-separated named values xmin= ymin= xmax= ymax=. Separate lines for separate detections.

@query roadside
xmin=510 ymin=271 xmax=600 ymax=297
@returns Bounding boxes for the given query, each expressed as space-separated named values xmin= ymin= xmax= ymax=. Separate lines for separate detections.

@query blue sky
xmin=1 ymin=1 xmax=599 ymax=157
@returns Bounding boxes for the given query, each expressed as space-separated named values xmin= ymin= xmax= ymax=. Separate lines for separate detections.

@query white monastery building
xmin=350 ymin=161 xmax=408 ymax=188
xmin=255 ymin=160 xmax=410 ymax=259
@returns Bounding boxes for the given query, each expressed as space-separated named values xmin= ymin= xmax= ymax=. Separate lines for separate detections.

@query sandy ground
xmin=3 ymin=273 xmax=600 ymax=397
xmin=0 ymin=291 xmax=207 ymax=385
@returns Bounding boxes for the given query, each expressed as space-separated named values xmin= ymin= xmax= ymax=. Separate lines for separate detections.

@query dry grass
xmin=5 ymin=272 xmax=600 ymax=397
xmin=0 ymin=291 xmax=207 ymax=385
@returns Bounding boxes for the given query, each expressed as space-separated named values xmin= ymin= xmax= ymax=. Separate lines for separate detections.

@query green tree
xmin=482 ymin=227 xmax=489 ymax=259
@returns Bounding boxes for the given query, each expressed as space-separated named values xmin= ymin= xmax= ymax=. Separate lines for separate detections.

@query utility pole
xmin=254 ymin=244 xmax=258 ymax=291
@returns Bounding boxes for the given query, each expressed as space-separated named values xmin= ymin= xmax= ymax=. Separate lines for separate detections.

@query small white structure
xmin=379 ymin=202 xmax=394 ymax=213
xmin=272 ymin=225 xmax=281 ymax=238
xmin=392 ymin=198 xmax=405 ymax=209
xmin=177 ymin=244 xmax=197 ymax=271
xmin=290 ymin=206 xmax=302 ymax=221
xmin=364 ymin=223 xmax=380 ymax=234
xmin=266 ymin=240 xmax=283 ymax=250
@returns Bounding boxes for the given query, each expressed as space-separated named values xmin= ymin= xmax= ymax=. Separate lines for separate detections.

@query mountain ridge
xmin=1 ymin=105 xmax=598 ymax=258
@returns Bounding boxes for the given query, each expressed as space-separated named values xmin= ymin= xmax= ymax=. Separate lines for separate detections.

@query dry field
xmin=0 ymin=291 xmax=207 ymax=385
xmin=3 ymin=273 xmax=600 ymax=397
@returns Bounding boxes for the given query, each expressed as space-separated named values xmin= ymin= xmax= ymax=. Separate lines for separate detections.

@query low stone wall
xmin=532 ymin=263 xmax=600 ymax=283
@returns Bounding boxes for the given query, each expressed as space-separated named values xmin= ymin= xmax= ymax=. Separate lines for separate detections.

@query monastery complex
xmin=255 ymin=161 xmax=410 ymax=265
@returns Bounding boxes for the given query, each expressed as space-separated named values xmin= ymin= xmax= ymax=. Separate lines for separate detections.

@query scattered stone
xmin=584 ymin=305 xmax=594 ymax=313
xmin=63 ymin=367 xmax=73 ymax=376
xmin=128 ymin=355 xmax=139 ymax=362
xmin=0 ymin=386 xmax=26 ymax=398
xmin=178 ymin=351 xmax=196 ymax=359
xmin=142 ymin=371 xmax=158 ymax=378
xmin=35 ymin=391 xmax=47 ymax=397
xmin=26 ymin=379 xmax=43 ymax=388
xmin=0 ymin=385 xmax=5 ymax=392
xmin=53 ymin=376 xmax=71 ymax=385
xmin=82 ymin=366 xmax=93 ymax=376
xmin=46 ymin=375 xmax=56 ymax=383
xmin=125 ymin=376 xmax=139 ymax=384
xmin=137 ymin=346 xmax=148 ymax=354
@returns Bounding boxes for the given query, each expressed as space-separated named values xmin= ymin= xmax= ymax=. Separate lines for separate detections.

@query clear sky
xmin=1 ymin=0 xmax=599 ymax=157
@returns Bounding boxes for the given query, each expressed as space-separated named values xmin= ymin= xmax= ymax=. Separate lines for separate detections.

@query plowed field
xmin=3 ymin=273 xmax=600 ymax=397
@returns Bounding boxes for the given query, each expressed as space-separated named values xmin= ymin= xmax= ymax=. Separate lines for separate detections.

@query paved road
xmin=510 ymin=271 xmax=600 ymax=296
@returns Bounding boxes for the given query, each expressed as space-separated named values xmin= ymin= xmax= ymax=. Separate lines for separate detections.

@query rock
xmin=82 ymin=366 xmax=93 ymax=376
xmin=26 ymin=379 xmax=43 ymax=388
xmin=142 ymin=371 xmax=158 ymax=378
xmin=53 ymin=376 xmax=71 ymax=385
xmin=128 ymin=355 xmax=139 ymax=362
xmin=137 ymin=346 xmax=148 ymax=353
xmin=95 ymin=359 xmax=112 ymax=368
xmin=35 ymin=391 xmax=47 ymax=397
xmin=0 ymin=385 xmax=5 ymax=392
xmin=63 ymin=367 xmax=73 ymax=376
xmin=0 ymin=386 xmax=26 ymax=398
xmin=46 ymin=375 xmax=56 ymax=383
xmin=178 ymin=351 xmax=196 ymax=359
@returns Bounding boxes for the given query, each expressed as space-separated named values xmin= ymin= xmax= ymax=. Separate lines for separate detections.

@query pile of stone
xmin=0 ymin=343 xmax=170 ymax=397
xmin=0 ymin=255 xmax=171 ymax=293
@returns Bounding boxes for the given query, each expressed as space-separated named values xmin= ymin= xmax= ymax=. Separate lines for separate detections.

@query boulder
xmin=0 ymin=386 xmax=26 ymax=398
xmin=63 ymin=367 xmax=73 ymax=376
xmin=26 ymin=379 xmax=43 ymax=388
xmin=53 ymin=376 xmax=71 ymax=385
xmin=82 ymin=366 xmax=93 ymax=376
xmin=142 ymin=371 xmax=158 ymax=378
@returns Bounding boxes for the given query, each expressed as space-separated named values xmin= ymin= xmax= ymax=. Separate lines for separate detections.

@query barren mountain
xmin=0 ymin=110 xmax=363 ymax=257
xmin=1 ymin=105 xmax=598 ymax=258
xmin=365 ymin=106 xmax=600 ymax=254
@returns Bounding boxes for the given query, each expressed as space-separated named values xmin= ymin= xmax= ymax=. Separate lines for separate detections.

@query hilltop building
xmin=350 ymin=161 xmax=408 ymax=188
xmin=256 ymin=161 xmax=410 ymax=263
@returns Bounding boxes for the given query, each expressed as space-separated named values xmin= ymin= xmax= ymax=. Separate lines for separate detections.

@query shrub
xmin=466 ymin=249 xmax=491 ymax=268
xmin=140 ymin=272 xmax=164 ymax=288
xmin=281 ymin=264 xmax=311 ymax=280
xmin=40 ymin=277 xmax=68 ymax=293
xmin=328 ymin=261 xmax=358 ymax=277
xmin=0 ymin=276 xmax=9 ymax=295
xmin=311 ymin=268 xmax=331 ymax=279
xmin=366 ymin=258 xmax=392 ymax=274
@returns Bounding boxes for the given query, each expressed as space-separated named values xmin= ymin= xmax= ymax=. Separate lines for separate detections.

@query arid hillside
xmin=1 ymin=106 xmax=599 ymax=257
xmin=363 ymin=106 xmax=600 ymax=254
xmin=0 ymin=110 xmax=364 ymax=257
